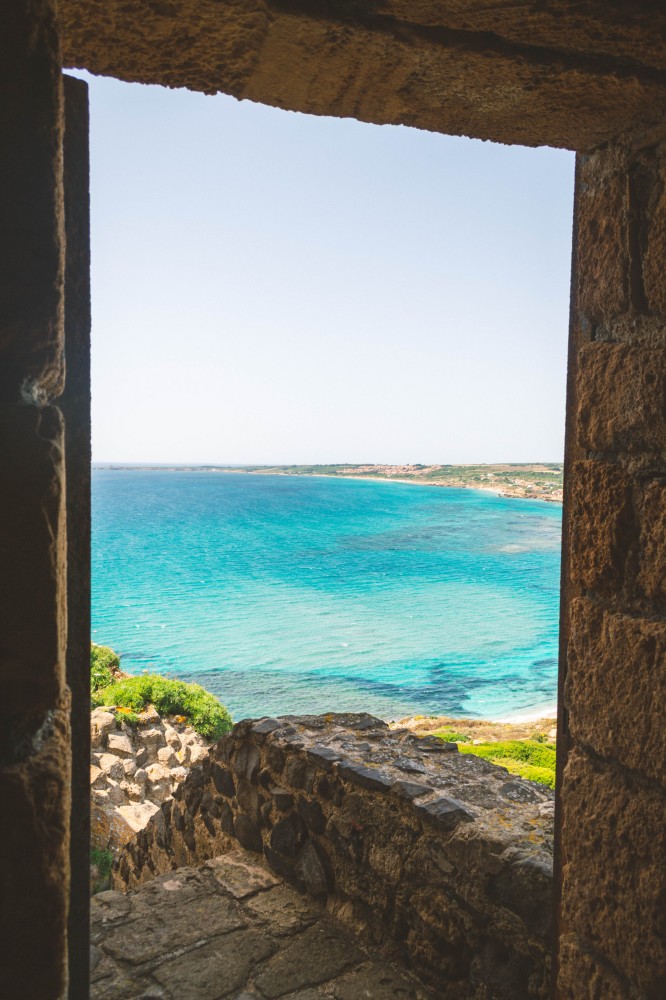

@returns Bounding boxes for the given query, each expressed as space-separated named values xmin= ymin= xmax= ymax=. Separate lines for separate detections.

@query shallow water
xmin=92 ymin=470 xmax=561 ymax=721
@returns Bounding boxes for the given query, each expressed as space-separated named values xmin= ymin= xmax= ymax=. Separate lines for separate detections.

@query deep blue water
xmin=92 ymin=470 xmax=561 ymax=721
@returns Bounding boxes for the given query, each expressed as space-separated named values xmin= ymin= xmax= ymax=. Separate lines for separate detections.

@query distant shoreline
xmin=93 ymin=462 xmax=564 ymax=505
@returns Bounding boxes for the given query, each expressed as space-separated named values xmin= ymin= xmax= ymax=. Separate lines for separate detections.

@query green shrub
xmin=458 ymin=740 xmax=556 ymax=788
xmin=433 ymin=729 xmax=471 ymax=743
xmin=90 ymin=847 xmax=114 ymax=894
xmin=90 ymin=644 xmax=121 ymax=692
xmin=91 ymin=674 xmax=233 ymax=741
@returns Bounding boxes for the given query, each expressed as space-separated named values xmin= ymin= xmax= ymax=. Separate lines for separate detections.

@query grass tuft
xmin=431 ymin=728 xmax=471 ymax=743
xmin=455 ymin=739 xmax=556 ymax=788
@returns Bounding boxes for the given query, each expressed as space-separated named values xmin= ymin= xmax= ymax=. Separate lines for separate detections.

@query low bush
xmin=457 ymin=739 xmax=556 ymax=788
xmin=92 ymin=673 xmax=233 ymax=741
xmin=90 ymin=644 xmax=121 ymax=692
xmin=90 ymin=847 xmax=114 ymax=894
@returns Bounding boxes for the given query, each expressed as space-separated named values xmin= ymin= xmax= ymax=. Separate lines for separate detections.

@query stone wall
xmin=117 ymin=714 xmax=554 ymax=1000
xmin=3 ymin=5 xmax=666 ymax=998
xmin=91 ymin=705 xmax=209 ymax=851
xmin=0 ymin=4 xmax=70 ymax=999
xmin=556 ymin=134 xmax=666 ymax=998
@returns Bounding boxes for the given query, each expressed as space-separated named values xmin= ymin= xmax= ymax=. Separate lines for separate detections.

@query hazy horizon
xmin=73 ymin=72 xmax=575 ymax=466
xmin=92 ymin=459 xmax=563 ymax=467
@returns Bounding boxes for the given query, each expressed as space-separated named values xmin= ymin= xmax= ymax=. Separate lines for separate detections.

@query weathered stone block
xmin=157 ymin=745 xmax=178 ymax=767
xmin=306 ymin=744 xmax=343 ymax=770
xmin=265 ymin=743 xmax=285 ymax=774
xmin=236 ymin=778 xmax=260 ymax=821
xmin=413 ymin=795 xmax=475 ymax=830
xmin=232 ymin=743 xmax=260 ymax=782
xmin=107 ymin=732 xmax=133 ymax=756
xmin=206 ymin=852 xmax=280 ymax=899
xmin=337 ymin=762 xmax=394 ymax=792
xmin=637 ymin=479 xmax=666 ymax=603
xmin=90 ymin=709 xmax=115 ymax=748
xmin=163 ymin=725 xmax=181 ymax=750
xmin=557 ymin=935 xmax=628 ymax=1000
xmin=234 ymin=813 xmax=263 ymax=854
xmin=284 ymin=756 xmax=308 ymax=789
xmin=576 ymin=159 xmax=629 ymax=323
xmin=297 ymin=795 xmax=325 ymax=833
xmin=391 ymin=779 xmax=431 ymax=800
xmin=643 ymin=155 xmax=666 ymax=318
xmin=211 ymin=762 xmax=235 ymax=798
xmin=296 ymin=840 xmax=329 ymax=896
xmin=0 ymin=0 xmax=64 ymax=403
xmin=566 ymin=599 xmax=666 ymax=784
xmin=0 ymin=403 xmax=65 ymax=714
xmin=568 ymin=459 xmax=633 ymax=594
xmin=576 ymin=342 xmax=666 ymax=453
xmin=0 ymin=706 xmax=70 ymax=1000
xmin=270 ymin=814 xmax=306 ymax=858
xmin=251 ymin=717 xmax=283 ymax=737
xmin=559 ymin=748 xmax=666 ymax=995
xmin=269 ymin=786 xmax=293 ymax=812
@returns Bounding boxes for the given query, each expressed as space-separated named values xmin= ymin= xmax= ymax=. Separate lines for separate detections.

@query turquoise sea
xmin=92 ymin=470 xmax=561 ymax=722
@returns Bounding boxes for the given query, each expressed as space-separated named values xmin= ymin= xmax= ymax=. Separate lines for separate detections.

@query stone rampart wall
xmin=117 ymin=714 xmax=554 ymax=1000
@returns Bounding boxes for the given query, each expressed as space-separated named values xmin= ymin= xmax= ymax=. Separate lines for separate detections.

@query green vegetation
xmin=90 ymin=643 xmax=121 ymax=692
xmin=432 ymin=728 xmax=471 ymax=743
xmin=455 ymin=739 xmax=557 ymax=788
xmin=90 ymin=847 xmax=114 ymax=894
xmin=92 ymin=673 xmax=233 ymax=741
xmin=208 ymin=463 xmax=564 ymax=499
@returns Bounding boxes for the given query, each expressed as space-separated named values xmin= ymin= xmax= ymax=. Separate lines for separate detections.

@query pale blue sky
xmin=73 ymin=71 xmax=575 ymax=464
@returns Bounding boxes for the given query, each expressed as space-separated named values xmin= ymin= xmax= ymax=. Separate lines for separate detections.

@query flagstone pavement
xmin=90 ymin=850 xmax=437 ymax=1000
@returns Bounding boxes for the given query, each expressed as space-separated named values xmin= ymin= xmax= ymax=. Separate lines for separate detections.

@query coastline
xmin=492 ymin=704 xmax=558 ymax=724
xmin=285 ymin=472 xmax=557 ymax=504
xmin=393 ymin=707 xmax=558 ymax=744
xmin=94 ymin=464 xmax=564 ymax=505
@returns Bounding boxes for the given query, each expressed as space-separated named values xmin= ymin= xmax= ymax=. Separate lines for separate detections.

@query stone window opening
xmin=2 ymin=4 xmax=665 ymax=999
xmin=80 ymin=77 xmax=569 ymax=1000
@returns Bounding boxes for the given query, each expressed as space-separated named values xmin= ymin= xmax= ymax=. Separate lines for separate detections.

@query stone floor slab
xmin=91 ymin=852 xmax=436 ymax=1000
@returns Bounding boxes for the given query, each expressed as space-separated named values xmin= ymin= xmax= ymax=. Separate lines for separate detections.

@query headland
xmin=96 ymin=462 xmax=563 ymax=503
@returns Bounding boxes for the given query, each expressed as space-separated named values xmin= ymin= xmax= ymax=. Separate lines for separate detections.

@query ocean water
xmin=92 ymin=470 xmax=562 ymax=722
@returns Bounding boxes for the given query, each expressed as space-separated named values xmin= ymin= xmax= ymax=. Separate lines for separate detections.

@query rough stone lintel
xmin=116 ymin=713 xmax=554 ymax=998
xmin=58 ymin=0 xmax=666 ymax=152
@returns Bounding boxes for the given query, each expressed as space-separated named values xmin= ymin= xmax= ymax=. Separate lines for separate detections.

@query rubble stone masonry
xmin=117 ymin=714 xmax=555 ymax=1000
